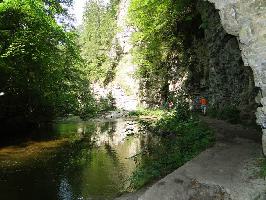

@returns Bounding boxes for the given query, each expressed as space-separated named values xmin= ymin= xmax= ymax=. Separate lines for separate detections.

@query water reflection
xmin=0 ymin=119 xmax=146 ymax=200
xmin=58 ymin=178 xmax=73 ymax=200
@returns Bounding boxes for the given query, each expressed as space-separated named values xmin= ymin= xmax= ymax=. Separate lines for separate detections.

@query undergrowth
xmin=128 ymin=103 xmax=215 ymax=190
xmin=260 ymin=158 xmax=266 ymax=178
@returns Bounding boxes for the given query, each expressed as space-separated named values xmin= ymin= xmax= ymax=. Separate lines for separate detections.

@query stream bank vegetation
xmin=0 ymin=0 xmax=120 ymax=139
xmin=207 ymin=106 xmax=241 ymax=124
xmin=125 ymin=0 xmax=216 ymax=186
xmin=128 ymin=108 xmax=165 ymax=119
xmin=260 ymin=158 xmax=266 ymax=178
xmin=0 ymin=0 xmax=93 ymax=134
xmin=127 ymin=99 xmax=215 ymax=190
xmin=207 ymin=105 xmax=259 ymax=129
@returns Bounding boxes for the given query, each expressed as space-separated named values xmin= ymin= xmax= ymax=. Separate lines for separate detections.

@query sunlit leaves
xmin=0 ymin=0 xmax=87 ymax=124
xmin=128 ymin=0 xmax=195 ymax=103
xmin=79 ymin=0 xmax=119 ymax=82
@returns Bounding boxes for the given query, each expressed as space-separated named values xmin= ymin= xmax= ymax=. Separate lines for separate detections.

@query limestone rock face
xmin=191 ymin=2 xmax=256 ymax=109
xmin=186 ymin=2 xmax=257 ymax=127
xmin=112 ymin=0 xmax=139 ymax=110
xmin=205 ymin=0 xmax=266 ymax=154
xmin=116 ymin=0 xmax=135 ymax=54
xmin=103 ymin=0 xmax=139 ymax=111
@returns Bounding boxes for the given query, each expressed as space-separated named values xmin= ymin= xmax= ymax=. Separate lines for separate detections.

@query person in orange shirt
xmin=199 ymin=96 xmax=207 ymax=115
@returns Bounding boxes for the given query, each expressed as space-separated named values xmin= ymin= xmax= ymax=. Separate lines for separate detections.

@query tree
xmin=128 ymin=0 xmax=195 ymax=105
xmin=79 ymin=0 xmax=119 ymax=83
xmin=0 ymin=0 xmax=88 ymax=132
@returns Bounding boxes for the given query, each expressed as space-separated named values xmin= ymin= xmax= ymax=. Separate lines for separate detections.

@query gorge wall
xmin=136 ymin=0 xmax=259 ymax=125
xmin=93 ymin=0 xmax=139 ymax=111
xmin=203 ymin=0 xmax=266 ymax=154
xmin=133 ymin=0 xmax=265 ymax=153
xmin=109 ymin=0 xmax=266 ymax=153
xmin=186 ymin=1 xmax=258 ymax=124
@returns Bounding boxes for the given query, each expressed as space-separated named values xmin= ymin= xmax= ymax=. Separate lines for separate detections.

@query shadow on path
xmin=201 ymin=116 xmax=261 ymax=144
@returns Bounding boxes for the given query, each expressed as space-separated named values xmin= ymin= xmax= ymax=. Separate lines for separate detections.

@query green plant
xmin=207 ymin=107 xmax=219 ymax=118
xmin=128 ymin=0 xmax=197 ymax=106
xmin=79 ymin=0 xmax=119 ymax=83
xmin=128 ymin=106 xmax=215 ymax=189
xmin=0 ymin=0 xmax=95 ymax=128
xmin=260 ymin=158 xmax=266 ymax=178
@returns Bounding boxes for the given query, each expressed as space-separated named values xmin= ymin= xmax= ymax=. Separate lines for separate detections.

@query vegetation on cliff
xmin=79 ymin=0 xmax=120 ymax=83
xmin=128 ymin=0 xmax=199 ymax=105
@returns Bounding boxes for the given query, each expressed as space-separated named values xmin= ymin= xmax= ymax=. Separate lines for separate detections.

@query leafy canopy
xmin=0 ymin=0 xmax=94 ymax=126
xmin=79 ymin=0 xmax=120 ymax=83
xmin=128 ymin=0 xmax=195 ymax=104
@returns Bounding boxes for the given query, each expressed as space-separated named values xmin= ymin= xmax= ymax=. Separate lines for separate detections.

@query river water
xmin=0 ymin=119 xmax=149 ymax=200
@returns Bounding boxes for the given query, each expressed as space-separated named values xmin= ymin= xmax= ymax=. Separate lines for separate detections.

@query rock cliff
xmin=186 ymin=1 xmax=258 ymax=124
xmin=94 ymin=0 xmax=139 ymax=111
xmin=203 ymin=0 xmax=266 ymax=154
xmin=109 ymin=0 xmax=266 ymax=154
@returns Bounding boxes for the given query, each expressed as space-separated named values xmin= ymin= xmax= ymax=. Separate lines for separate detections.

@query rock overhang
xmin=205 ymin=0 xmax=266 ymax=155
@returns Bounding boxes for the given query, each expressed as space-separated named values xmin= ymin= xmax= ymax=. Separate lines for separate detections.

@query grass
xmin=207 ymin=106 xmax=259 ymax=130
xmin=128 ymin=106 xmax=215 ymax=190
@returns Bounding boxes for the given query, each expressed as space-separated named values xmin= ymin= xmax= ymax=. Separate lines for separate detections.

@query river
xmin=0 ymin=118 xmax=150 ymax=200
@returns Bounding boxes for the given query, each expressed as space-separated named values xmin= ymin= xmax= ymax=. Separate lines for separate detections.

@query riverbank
xmin=0 ymin=107 xmax=215 ymax=200
xmin=111 ymin=108 xmax=215 ymax=193
xmin=0 ymin=118 xmax=146 ymax=200
xmin=117 ymin=117 xmax=266 ymax=200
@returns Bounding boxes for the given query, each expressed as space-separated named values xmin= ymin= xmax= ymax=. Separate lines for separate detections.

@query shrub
xmin=260 ymin=158 xmax=266 ymax=178
xmin=128 ymin=108 xmax=165 ymax=118
xmin=129 ymin=107 xmax=215 ymax=189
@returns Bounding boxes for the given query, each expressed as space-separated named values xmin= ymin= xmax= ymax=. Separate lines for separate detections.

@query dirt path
xmin=201 ymin=117 xmax=261 ymax=143
xmin=117 ymin=117 xmax=266 ymax=200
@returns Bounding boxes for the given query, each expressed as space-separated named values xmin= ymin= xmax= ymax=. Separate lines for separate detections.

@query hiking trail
xmin=117 ymin=117 xmax=266 ymax=200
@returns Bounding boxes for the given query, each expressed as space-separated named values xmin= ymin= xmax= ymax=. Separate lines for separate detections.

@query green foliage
xmin=218 ymin=106 xmax=240 ymax=124
xmin=129 ymin=106 xmax=215 ymax=189
xmin=260 ymin=158 xmax=266 ymax=178
xmin=79 ymin=0 xmax=120 ymax=83
xmin=206 ymin=107 xmax=219 ymax=118
xmin=128 ymin=108 xmax=165 ymax=118
xmin=0 ymin=0 xmax=97 ymax=129
xmin=98 ymin=92 xmax=116 ymax=112
xmin=129 ymin=0 xmax=197 ymax=103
